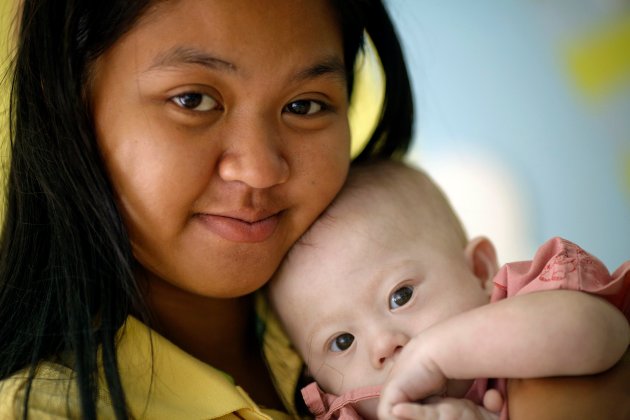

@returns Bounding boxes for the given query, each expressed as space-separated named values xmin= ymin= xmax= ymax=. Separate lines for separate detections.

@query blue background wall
xmin=387 ymin=0 xmax=630 ymax=268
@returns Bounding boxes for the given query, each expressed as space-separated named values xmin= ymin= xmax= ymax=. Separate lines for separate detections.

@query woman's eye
xmin=389 ymin=286 xmax=413 ymax=309
xmin=329 ymin=333 xmax=354 ymax=352
xmin=284 ymin=99 xmax=325 ymax=116
xmin=171 ymin=92 xmax=218 ymax=112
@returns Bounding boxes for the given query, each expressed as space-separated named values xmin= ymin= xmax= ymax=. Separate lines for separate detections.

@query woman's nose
xmin=369 ymin=330 xmax=409 ymax=369
xmin=218 ymin=116 xmax=290 ymax=189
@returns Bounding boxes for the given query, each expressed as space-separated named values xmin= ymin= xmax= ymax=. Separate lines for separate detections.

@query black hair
xmin=338 ymin=0 xmax=414 ymax=161
xmin=1 ymin=2 xmax=156 ymax=419
xmin=0 ymin=1 xmax=413 ymax=419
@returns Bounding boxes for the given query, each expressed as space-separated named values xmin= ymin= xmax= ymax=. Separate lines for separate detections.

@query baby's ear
xmin=464 ymin=236 xmax=499 ymax=292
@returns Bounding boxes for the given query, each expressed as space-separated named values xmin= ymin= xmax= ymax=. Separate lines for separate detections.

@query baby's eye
xmin=329 ymin=333 xmax=354 ymax=352
xmin=389 ymin=286 xmax=413 ymax=309
xmin=284 ymin=99 xmax=326 ymax=116
xmin=171 ymin=92 xmax=218 ymax=112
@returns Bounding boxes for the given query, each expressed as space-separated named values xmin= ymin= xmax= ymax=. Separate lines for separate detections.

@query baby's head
xmin=268 ymin=160 xmax=498 ymax=416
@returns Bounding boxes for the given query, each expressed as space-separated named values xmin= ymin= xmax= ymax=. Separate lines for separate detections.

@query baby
xmin=268 ymin=160 xmax=630 ymax=420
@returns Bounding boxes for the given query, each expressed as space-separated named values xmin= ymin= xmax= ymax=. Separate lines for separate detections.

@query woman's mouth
xmin=196 ymin=212 xmax=280 ymax=243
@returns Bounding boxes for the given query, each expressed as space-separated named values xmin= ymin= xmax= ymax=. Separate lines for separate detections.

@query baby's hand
xmin=481 ymin=389 xmax=503 ymax=414
xmin=378 ymin=336 xmax=450 ymax=417
xmin=378 ymin=397 xmax=500 ymax=420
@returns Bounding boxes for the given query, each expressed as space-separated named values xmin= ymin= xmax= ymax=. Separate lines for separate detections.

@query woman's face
xmin=91 ymin=0 xmax=350 ymax=298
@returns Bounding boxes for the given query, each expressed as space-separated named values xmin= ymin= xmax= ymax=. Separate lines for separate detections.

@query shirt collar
xmin=111 ymin=316 xmax=276 ymax=419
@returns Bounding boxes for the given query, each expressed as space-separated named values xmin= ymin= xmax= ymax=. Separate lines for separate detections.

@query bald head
xmin=305 ymin=160 xmax=467 ymax=253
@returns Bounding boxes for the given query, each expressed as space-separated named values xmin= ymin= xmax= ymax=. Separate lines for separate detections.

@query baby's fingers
xmin=482 ymin=389 xmax=503 ymax=413
xmin=383 ymin=398 xmax=500 ymax=420
xmin=390 ymin=402 xmax=443 ymax=420
xmin=377 ymin=388 xmax=411 ymax=420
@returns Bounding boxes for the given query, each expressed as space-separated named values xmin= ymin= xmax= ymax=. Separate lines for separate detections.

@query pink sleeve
xmin=490 ymin=237 xmax=630 ymax=318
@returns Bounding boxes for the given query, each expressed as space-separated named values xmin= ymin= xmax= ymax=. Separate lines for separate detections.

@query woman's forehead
xmin=135 ymin=0 xmax=343 ymax=51
xmin=101 ymin=0 xmax=346 ymax=85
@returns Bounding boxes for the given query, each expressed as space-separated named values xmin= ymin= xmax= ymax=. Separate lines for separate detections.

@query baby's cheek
xmin=310 ymin=362 xmax=345 ymax=394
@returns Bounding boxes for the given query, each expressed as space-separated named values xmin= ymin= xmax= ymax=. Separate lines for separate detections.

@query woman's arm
xmin=507 ymin=346 xmax=630 ymax=420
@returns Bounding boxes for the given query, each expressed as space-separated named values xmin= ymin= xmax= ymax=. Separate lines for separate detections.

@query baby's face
xmin=269 ymin=215 xmax=489 ymax=417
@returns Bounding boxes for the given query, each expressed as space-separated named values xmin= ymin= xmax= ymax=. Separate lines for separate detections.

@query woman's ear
xmin=464 ymin=236 xmax=499 ymax=291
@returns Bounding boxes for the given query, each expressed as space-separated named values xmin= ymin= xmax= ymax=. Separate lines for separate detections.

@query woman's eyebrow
xmin=144 ymin=46 xmax=345 ymax=83
xmin=291 ymin=55 xmax=347 ymax=84
xmin=146 ymin=46 xmax=237 ymax=73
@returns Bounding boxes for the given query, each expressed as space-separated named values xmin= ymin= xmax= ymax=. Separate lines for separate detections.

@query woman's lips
xmin=196 ymin=213 xmax=280 ymax=243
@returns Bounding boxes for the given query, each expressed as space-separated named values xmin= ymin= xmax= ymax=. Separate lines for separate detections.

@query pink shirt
xmin=302 ymin=237 xmax=630 ymax=419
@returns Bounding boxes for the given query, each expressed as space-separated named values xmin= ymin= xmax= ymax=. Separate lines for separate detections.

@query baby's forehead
xmin=289 ymin=204 xmax=383 ymax=260
xmin=306 ymin=184 xmax=421 ymax=238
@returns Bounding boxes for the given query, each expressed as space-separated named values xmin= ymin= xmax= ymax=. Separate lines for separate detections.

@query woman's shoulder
xmin=0 ymin=361 xmax=74 ymax=418
xmin=0 ymin=361 xmax=115 ymax=419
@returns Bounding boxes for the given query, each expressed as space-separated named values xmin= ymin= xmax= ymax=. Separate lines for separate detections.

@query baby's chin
xmin=354 ymin=398 xmax=379 ymax=420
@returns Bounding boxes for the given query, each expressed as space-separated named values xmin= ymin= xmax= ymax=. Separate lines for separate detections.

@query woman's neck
xmin=139 ymin=271 xmax=284 ymax=409
xmin=147 ymin=279 xmax=254 ymax=365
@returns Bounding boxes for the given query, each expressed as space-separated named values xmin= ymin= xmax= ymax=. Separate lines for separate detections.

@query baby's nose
xmin=369 ymin=331 xmax=407 ymax=369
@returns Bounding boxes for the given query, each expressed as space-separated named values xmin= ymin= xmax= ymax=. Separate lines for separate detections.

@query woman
xmin=0 ymin=0 xmax=411 ymax=418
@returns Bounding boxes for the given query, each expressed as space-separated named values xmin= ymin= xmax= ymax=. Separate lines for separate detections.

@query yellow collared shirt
xmin=0 ymin=300 xmax=304 ymax=419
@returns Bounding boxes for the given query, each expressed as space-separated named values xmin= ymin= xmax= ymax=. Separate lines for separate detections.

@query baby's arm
xmin=378 ymin=290 xmax=629 ymax=418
